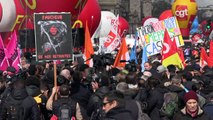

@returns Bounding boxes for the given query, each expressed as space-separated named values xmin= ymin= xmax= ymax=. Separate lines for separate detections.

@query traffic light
xmin=206 ymin=20 xmax=211 ymax=29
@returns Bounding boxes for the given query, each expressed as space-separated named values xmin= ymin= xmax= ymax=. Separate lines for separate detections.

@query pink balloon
xmin=159 ymin=10 xmax=173 ymax=20
xmin=118 ymin=16 xmax=129 ymax=38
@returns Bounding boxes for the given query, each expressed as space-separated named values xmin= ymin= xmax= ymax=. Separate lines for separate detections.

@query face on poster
xmin=34 ymin=13 xmax=73 ymax=61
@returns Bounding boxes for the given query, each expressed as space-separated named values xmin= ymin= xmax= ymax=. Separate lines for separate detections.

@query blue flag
xmin=141 ymin=46 xmax=148 ymax=72
xmin=130 ymin=34 xmax=138 ymax=64
xmin=190 ymin=16 xmax=199 ymax=34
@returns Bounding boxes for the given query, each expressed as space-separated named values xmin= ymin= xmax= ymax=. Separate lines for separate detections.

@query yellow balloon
xmin=172 ymin=0 xmax=197 ymax=37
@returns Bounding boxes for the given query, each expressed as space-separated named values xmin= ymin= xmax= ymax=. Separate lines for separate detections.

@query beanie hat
xmin=184 ymin=90 xmax=198 ymax=103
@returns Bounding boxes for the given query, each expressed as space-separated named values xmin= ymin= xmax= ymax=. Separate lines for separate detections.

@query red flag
xmin=83 ymin=21 xmax=94 ymax=67
xmin=113 ymin=38 xmax=130 ymax=68
xmin=200 ymin=47 xmax=208 ymax=67
xmin=162 ymin=30 xmax=183 ymax=69
xmin=5 ymin=31 xmax=20 ymax=72
xmin=177 ymin=47 xmax=186 ymax=67
xmin=0 ymin=35 xmax=9 ymax=71
xmin=162 ymin=30 xmax=176 ymax=59
xmin=208 ymin=40 xmax=213 ymax=66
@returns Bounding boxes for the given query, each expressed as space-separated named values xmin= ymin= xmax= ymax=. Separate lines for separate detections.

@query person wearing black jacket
xmin=87 ymin=86 xmax=110 ymax=117
xmin=146 ymin=77 xmax=164 ymax=120
xmin=52 ymin=84 xmax=83 ymax=120
xmin=102 ymin=90 xmax=134 ymax=120
xmin=0 ymin=77 xmax=40 ymax=120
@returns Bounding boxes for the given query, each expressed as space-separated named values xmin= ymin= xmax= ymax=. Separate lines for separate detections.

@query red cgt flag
xmin=162 ymin=30 xmax=183 ymax=69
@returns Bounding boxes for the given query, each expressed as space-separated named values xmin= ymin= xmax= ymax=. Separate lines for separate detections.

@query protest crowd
xmin=0 ymin=0 xmax=213 ymax=120
xmin=0 ymin=37 xmax=213 ymax=120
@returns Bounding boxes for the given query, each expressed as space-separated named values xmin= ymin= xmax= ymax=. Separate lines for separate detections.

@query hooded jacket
xmin=103 ymin=106 xmax=134 ymax=120
xmin=0 ymin=87 xmax=40 ymax=120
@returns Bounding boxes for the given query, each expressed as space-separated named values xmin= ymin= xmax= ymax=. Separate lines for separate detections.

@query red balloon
xmin=159 ymin=10 xmax=173 ymax=20
xmin=0 ymin=0 xmax=102 ymax=47
xmin=78 ymin=0 xmax=101 ymax=36
xmin=20 ymin=0 xmax=81 ymax=20
xmin=0 ymin=0 xmax=101 ymax=37
xmin=118 ymin=16 xmax=129 ymax=38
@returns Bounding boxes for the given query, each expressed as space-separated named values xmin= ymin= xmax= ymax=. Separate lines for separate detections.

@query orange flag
xmin=83 ymin=22 xmax=94 ymax=67
xmin=113 ymin=38 xmax=130 ymax=68
xmin=162 ymin=30 xmax=183 ymax=69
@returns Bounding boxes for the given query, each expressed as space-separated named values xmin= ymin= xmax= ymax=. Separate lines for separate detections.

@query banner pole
xmin=54 ymin=60 xmax=57 ymax=100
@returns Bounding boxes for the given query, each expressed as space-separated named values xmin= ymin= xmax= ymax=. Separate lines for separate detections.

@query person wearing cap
xmin=173 ymin=90 xmax=211 ymax=120
xmin=156 ymin=65 xmax=169 ymax=83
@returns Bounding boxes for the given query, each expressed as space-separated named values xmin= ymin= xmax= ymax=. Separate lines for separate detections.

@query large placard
xmin=138 ymin=17 xmax=184 ymax=56
xmin=34 ymin=12 xmax=72 ymax=61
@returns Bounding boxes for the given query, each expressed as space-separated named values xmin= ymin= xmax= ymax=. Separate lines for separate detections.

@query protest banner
xmin=34 ymin=12 xmax=73 ymax=61
xmin=138 ymin=17 xmax=184 ymax=56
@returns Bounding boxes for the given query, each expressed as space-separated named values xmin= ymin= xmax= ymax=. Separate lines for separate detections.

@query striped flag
xmin=0 ymin=35 xmax=9 ymax=71
xmin=5 ymin=31 xmax=20 ymax=72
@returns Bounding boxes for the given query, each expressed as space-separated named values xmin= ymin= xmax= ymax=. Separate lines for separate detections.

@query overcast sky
xmin=196 ymin=0 xmax=213 ymax=7
xmin=168 ymin=0 xmax=213 ymax=7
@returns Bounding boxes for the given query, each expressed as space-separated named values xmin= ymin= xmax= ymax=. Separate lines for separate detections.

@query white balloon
xmin=91 ymin=11 xmax=116 ymax=53
xmin=0 ymin=0 xmax=16 ymax=32
xmin=96 ymin=11 xmax=116 ymax=38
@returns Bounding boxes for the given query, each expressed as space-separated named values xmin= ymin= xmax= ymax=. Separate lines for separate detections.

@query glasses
xmin=102 ymin=101 xmax=112 ymax=106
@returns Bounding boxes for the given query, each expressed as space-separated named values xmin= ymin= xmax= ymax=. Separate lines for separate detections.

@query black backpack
xmin=58 ymin=99 xmax=77 ymax=120
xmin=6 ymin=98 xmax=25 ymax=120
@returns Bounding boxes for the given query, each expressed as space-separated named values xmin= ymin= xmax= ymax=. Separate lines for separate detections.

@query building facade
xmin=98 ymin=0 xmax=148 ymax=34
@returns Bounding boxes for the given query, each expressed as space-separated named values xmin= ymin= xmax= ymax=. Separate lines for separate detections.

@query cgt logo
xmin=175 ymin=5 xmax=188 ymax=21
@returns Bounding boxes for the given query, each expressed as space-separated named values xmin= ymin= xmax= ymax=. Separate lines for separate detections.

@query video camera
xmin=120 ymin=60 xmax=137 ymax=72
xmin=93 ymin=53 xmax=114 ymax=68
